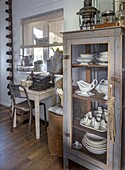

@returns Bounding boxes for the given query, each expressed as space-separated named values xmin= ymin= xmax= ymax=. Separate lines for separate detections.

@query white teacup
xmin=74 ymin=141 xmax=79 ymax=146
xmin=101 ymin=119 xmax=107 ymax=129
xmin=86 ymin=118 xmax=92 ymax=126
xmin=105 ymin=115 xmax=108 ymax=122
xmin=83 ymin=111 xmax=92 ymax=125
xmin=20 ymin=80 xmax=27 ymax=87
xmin=26 ymin=80 xmax=33 ymax=87
xmin=87 ymin=111 xmax=92 ymax=118
xmin=84 ymin=116 xmax=92 ymax=126
xmin=92 ymin=117 xmax=96 ymax=127
xmin=97 ymin=113 xmax=102 ymax=118
xmin=98 ymin=106 xmax=102 ymax=110
xmin=104 ymin=109 xmax=108 ymax=116
xmin=94 ymin=117 xmax=101 ymax=129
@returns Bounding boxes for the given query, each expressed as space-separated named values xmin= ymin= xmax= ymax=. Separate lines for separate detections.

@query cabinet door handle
xmin=64 ymin=132 xmax=70 ymax=137
xmin=63 ymin=55 xmax=70 ymax=60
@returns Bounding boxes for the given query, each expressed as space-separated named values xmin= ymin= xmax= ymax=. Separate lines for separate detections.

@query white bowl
xmin=99 ymin=58 xmax=108 ymax=62
xmin=26 ymin=80 xmax=33 ymax=87
xmin=101 ymin=54 xmax=108 ymax=59
xmin=100 ymin=51 xmax=108 ymax=56
xmin=76 ymin=58 xmax=92 ymax=63
xmin=20 ymin=80 xmax=27 ymax=87
xmin=80 ymin=54 xmax=93 ymax=58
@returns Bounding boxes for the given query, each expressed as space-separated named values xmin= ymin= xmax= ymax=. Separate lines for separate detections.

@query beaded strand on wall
xmin=5 ymin=0 xmax=13 ymax=95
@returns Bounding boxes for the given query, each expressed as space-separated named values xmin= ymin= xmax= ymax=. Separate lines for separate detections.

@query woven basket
xmin=47 ymin=128 xmax=63 ymax=157
xmin=48 ymin=111 xmax=63 ymax=136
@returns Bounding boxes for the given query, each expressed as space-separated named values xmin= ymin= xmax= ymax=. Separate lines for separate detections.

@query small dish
xmin=72 ymin=141 xmax=83 ymax=150
xmin=75 ymin=90 xmax=94 ymax=97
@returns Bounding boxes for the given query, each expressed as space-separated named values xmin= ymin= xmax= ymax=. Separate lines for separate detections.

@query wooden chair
xmin=8 ymin=84 xmax=34 ymax=140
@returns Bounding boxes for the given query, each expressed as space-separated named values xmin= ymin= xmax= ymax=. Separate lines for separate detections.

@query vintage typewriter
xmin=29 ymin=74 xmax=54 ymax=91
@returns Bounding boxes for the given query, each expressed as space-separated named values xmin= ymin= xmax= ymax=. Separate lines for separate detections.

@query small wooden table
xmin=14 ymin=87 xmax=55 ymax=139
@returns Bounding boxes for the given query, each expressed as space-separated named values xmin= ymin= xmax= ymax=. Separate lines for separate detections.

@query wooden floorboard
xmin=0 ymin=104 xmax=87 ymax=170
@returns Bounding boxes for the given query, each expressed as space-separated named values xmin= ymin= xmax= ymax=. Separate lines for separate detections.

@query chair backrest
xmin=8 ymin=84 xmax=31 ymax=107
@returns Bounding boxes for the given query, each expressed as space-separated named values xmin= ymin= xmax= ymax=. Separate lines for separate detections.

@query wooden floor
xmin=1 ymin=104 xmax=125 ymax=170
xmin=0 ymin=104 xmax=87 ymax=170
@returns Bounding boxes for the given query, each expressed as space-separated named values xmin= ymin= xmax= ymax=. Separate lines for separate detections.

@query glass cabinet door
xmin=71 ymin=43 xmax=109 ymax=165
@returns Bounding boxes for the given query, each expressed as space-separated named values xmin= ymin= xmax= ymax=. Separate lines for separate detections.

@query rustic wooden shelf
xmin=72 ymin=63 xmax=108 ymax=68
xmin=72 ymin=90 xmax=106 ymax=104
xmin=20 ymin=43 xmax=63 ymax=49
xmin=71 ymin=148 xmax=107 ymax=166
xmin=73 ymin=117 xmax=107 ymax=138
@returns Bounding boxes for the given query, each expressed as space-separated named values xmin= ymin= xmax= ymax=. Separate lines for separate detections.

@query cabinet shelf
xmin=70 ymin=149 xmax=107 ymax=167
xmin=72 ymin=63 xmax=108 ymax=68
xmin=16 ymin=65 xmax=34 ymax=72
xmin=20 ymin=43 xmax=63 ymax=49
xmin=73 ymin=117 xmax=107 ymax=138
xmin=73 ymin=90 xmax=106 ymax=104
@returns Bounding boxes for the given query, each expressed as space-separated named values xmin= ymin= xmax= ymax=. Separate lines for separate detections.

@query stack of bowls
xmin=82 ymin=132 xmax=107 ymax=154
xmin=76 ymin=54 xmax=93 ymax=64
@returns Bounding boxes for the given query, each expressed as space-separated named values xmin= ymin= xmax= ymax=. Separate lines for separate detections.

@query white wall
xmin=63 ymin=0 xmax=83 ymax=31
xmin=0 ymin=0 xmax=63 ymax=107
xmin=63 ymin=0 xmax=114 ymax=31
xmin=0 ymin=0 xmax=11 ymax=106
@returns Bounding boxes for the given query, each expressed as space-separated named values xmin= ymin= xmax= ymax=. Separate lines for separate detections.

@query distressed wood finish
xmin=63 ymin=27 xmax=125 ymax=170
xmin=0 ymin=104 xmax=88 ymax=170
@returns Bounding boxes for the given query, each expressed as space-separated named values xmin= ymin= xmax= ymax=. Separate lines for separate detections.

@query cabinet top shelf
xmin=62 ymin=26 xmax=125 ymax=34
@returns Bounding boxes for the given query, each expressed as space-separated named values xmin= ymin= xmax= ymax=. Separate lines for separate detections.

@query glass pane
xmin=23 ymin=21 xmax=48 ymax=46
xmin=72 ymin=43 xmax=108 ymax=164
xmin=49 ymin=46 xmax=63 ymax=58
xmin=49 ymin=20 xmax=64 ymax=44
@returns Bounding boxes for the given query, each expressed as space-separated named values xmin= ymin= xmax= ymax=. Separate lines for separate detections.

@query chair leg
xmin=28 ymin=109 xmax=32 ymax=140
xmin=41 ymin=103 xmax=47 ymax=127
xmin=11 ymin=107 xmax=15 ymax=132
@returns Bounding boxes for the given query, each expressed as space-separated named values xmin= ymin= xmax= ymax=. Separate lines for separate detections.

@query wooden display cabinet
xmin=62 ymin=27 xmax=125 ymax=170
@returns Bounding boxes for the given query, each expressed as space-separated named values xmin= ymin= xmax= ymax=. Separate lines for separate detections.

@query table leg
xmin=12 ymin=104 xmax=17 ymax=128
xmin=34 ymin=99 xmax=40 ymax=139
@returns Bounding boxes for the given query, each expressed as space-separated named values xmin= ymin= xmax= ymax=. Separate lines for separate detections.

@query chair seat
xmin=15 ymin=100 xmax=34 ymax=112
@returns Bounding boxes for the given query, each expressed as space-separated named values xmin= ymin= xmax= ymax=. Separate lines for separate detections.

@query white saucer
xmin=99 ymin=63 xmax=108 ymax=66
xmin=79 ymin=63 xmax=88 ymax=65
xmin=75 ymin=90 xmax=94 ymax=97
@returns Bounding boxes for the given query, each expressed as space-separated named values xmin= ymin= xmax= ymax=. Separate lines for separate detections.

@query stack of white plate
xmin=99 ymin=51 xmax=108 ymax=63
xmin=76 ymin=54 xmax=93 ymax=64
xmin=82 ymin=132 xmax=107 ymax=154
